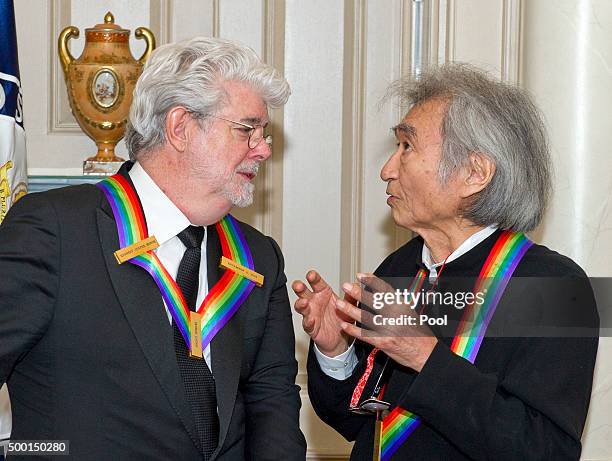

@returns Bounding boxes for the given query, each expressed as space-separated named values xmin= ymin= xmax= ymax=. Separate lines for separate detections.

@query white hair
xmin=125 ymin=36 xmax=290 ymax=159
xmin=387 ymin=63 xmax=551 ymax=232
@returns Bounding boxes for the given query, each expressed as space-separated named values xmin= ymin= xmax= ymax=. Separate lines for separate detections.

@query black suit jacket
xmin=0 ymin=170 xmax=306 ymax=460
xmin=308 ymin=231 xmax=599 ymax=460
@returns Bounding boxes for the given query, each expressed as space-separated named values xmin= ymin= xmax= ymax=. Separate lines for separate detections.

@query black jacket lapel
xmin=207 ymin=224 xmax=243 ymax=457
xmin=96 ymin=176 xmax=201 ymax=453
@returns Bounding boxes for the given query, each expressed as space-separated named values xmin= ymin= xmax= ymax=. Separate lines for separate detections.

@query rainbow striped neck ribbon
xmin=97 ymin=174 xmax=257 ymax=351
xmin=376 ymin=230 xmax=533 ymax=460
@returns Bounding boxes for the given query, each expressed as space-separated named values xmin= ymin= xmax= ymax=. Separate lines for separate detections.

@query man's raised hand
xmin=292 ymin=270 xmax=353 ymax=357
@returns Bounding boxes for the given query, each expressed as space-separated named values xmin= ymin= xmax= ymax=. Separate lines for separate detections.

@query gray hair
xmin=387 ymin=63 xmax=551 ymax=232
xmin=125 ymin=36 xmax=290 ymax=159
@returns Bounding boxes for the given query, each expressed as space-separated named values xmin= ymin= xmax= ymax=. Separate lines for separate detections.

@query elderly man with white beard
xmin=0 ymin=37 xmax=306 ymax=460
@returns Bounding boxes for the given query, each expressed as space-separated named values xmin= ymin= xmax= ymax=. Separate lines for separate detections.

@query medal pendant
xmin=360 ymin=397 xmax=391 ymax=413
xmin=189 ymin=311 xmax=203 ymax=359
xmin=373 ymin=417 xmax=383 ymax=461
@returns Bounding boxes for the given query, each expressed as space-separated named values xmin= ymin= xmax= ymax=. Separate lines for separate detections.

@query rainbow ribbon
xmin=408 ymin=269 xmax=427 ymax=300
xmin=380 ymin=231 xmax=533 ymax=461
xmin=97 ymin=174 xmax=256 ymax=351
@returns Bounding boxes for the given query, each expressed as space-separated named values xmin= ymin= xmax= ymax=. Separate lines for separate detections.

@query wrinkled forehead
xmin=395 ymin=98 xmax=449 ymax=138
xmin=220 ymin=80 xmax=269 ymax=120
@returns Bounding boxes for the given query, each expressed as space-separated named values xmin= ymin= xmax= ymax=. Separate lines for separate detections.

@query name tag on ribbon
xmin=114 ymin=236 xmax=159 ymax=264
xmin=220 ymin=256 xmax=264 ymax=286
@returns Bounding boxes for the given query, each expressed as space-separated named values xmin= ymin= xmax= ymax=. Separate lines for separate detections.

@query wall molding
xmin=297 ymin=371 xmax=307 ymax=388
xmin=339 ymin=0 xmax=367 ymax=284
xmin=212 ymin=0 xmax=220 ymax=37
xmin=307 ymin=454 xmax=349 ymax=461
xmin=441 ymin=0 xmax=457 ymax=63
xmin=501 ymin=0 xmax=522 ymax=83
xmin=49 ymin=0 xmax=77 ymax=133
xmin=150 ymin=0 xmax=172 ymax=46
xmin=27 ymin=175 xmax=99 ymax=193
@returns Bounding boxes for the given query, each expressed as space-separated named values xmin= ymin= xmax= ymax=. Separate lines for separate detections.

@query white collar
xmin=421 ymin=224 xmax=498 ymax=271
xmin=128 ymin=162 xmax=192 ymax=245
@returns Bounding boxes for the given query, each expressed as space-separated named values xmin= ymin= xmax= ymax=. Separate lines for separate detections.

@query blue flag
xmin=0 ymin=0 xmax=28 ymax=442
xmin=0 ymin=0 xmax=28 ymax=225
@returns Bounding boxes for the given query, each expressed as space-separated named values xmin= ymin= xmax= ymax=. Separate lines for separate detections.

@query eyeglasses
xmin=211 ymin=115 xmax=272 ymax=149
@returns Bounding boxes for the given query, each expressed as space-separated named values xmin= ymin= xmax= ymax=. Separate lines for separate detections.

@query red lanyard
xmin=350 ymin=252 xmax=450 ymax=408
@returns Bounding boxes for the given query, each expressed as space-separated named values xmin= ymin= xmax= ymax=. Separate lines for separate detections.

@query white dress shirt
xmin=129 ymin=162 xmax=213 ymax=369
xmin=421 ymin=225 xmax=497 ymax=282
xmin=314 ymin=225 xmax=498 ymax=379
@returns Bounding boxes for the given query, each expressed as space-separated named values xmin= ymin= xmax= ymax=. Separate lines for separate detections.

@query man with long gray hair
xmin=294 ymin=64 xmax=598 ymax=460
xmin=0 ymin=37 xmax=306 ymax=460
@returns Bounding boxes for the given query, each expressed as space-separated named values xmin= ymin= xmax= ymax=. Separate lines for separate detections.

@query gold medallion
xmin=189 ymin=312 xmax=203 ymax=359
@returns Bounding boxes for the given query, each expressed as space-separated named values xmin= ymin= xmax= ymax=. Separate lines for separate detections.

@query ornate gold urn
xmin=58 ymin=12 xmax=155 ymax=175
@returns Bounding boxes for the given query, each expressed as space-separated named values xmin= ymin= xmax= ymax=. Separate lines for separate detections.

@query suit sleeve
xmin=243 ymin=237 xmax=306 ymax=460
xmin=0 ymin=193 xmax=59 ymax=385
xmin=305 ymin=255 xmax=397 ymax=443
xmin=306 ymin=341 xmax=374 ymax=441
xmin=396 ymin=278 xmax=599 ymax=461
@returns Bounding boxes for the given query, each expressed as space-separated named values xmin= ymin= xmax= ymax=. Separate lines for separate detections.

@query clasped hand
xmin=292 ymin=271 xmax=438 ymax=372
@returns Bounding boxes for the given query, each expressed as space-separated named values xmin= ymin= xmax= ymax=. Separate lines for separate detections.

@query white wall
xmin=6 ymin=1 xmax=612 ymax=459
xmin=522 ymin=1 xmax=612 ymax=457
